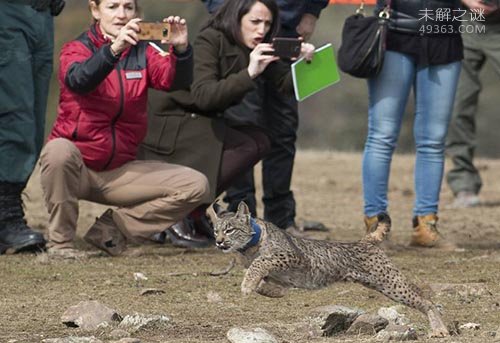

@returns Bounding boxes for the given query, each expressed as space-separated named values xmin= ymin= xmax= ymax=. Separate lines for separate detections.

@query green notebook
xmin=291 ymin=43 xmax=340 ymax=102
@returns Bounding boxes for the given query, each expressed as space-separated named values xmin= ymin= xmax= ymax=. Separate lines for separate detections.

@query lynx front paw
xmin=241 ymin=284 xmax=254 ymax=296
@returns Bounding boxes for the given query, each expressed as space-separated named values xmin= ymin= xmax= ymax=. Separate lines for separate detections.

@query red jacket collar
xmin=88 ymin=23 xmax=112 ymax=49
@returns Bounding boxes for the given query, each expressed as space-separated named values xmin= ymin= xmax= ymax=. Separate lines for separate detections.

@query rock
xmin=346 ymin=313 xmax=389 ymax=335
xmin=133 ymin=272 xmax=148 ymax=281
xmin=139 ymin=288 xmax=165 ymax=296
xmin=227 ymin=327 xmax=278 ymax=343
xmin=118 ymin=313 xmax=171 ymax=332
xmin=307 ymin=305 xmax=364 ymax=337
xmin=42 ymin=337 xmax=103 ymax=343
xmin=61 ymin=301 xmax=121 ymax=330
xmin=377 ymin=306 xmax=410 ymax=325
xmin=375 ymin=324 xmax=418 ymax=341
xmin=459 ymin=322 xmax=481 ymax=330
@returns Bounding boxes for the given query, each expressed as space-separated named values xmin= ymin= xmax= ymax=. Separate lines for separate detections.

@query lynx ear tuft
xmin=236 ymin=201 xmax=250 ymax=217
xmin=206 ymin=200 xmax=221 ymax=224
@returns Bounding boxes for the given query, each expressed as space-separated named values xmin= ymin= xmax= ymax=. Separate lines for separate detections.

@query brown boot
xmin=409 ymin=214 xmax=456 ymax=250
xmin=364 ymin=215 xmax=379 ymax=234
xmin=363 ymin=213 xmax=391 ymax=243
xmin=83 ymin=209 xmax=127 ymax=256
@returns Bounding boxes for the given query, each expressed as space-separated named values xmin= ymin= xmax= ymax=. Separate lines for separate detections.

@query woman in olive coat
xmin=139 ymin=0 xmax=314 ymax=247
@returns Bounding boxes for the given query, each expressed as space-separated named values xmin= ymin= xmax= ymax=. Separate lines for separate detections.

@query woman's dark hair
xmin=204 ymin=0 xmax=280 ymax=48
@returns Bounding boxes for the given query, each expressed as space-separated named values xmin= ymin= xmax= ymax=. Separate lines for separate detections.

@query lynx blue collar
xmin=238 ymin=218 xmax=262 ymax=252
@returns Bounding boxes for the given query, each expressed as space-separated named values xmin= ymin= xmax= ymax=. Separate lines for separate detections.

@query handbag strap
xmin=356 ymin=0 xmax=391 ymax=18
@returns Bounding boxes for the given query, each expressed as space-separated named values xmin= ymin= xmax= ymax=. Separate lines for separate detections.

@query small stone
xmin=227 ymin=327 xmax=278 ymax=343
xmin=346 ymin=313 xmax=388 ymax=335
xmin=119 ymin=313 xmax=171 ymax=332
xmin=61 ymin=301 xmax=121 ymax=330
xmin=307 ymin=305 xmax=364 ymax=337
xmin=133 ymin=273 xmax=148 ymax=281
xmin=378 ymin=306 xmax=409 ymax=325
xmin=459 ymin=323 xmax=481 ymax=330
xmin=375 ymin=324 xmax=418 ymax=341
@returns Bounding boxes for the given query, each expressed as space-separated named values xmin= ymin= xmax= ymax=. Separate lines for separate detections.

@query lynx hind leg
xmin=348 ymin=245 xmax=449 ymax=337
xmin=362 ymin=212 xmax=391 ymax=243
xmin=256 ymin=279 xmax=288 ymax=298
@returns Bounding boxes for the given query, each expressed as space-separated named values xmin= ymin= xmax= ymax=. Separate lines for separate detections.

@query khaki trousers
xmin=39 ymin=138 xmax=210 ymax=248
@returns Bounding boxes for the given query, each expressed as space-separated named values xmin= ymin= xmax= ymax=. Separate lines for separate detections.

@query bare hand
xmin=462 ymin=0 xmax=498 ymax=15
xmin=247 ymin=43 xmax=279 ymax=79
xmin=299 ymin=42 xmax=315 ymax=62
xmin=162 ymin=16 xmax=189 ymax=53
xmin=110 ymin=18 xmax=141 ymax=55
xmin=296 ymin=13 xmax=318 ymax=42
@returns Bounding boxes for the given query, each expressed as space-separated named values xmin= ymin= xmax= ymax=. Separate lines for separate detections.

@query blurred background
xmin=49 ymin=1 xmax=500 ymax=156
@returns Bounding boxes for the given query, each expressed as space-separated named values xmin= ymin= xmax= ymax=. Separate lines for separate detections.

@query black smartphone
xmin=266 ymin=37 xmax=302 ymax=59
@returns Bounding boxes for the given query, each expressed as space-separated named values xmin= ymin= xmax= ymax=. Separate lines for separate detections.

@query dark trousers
xmin=0 ymin=3 xmax=53 ymax=183
xmin=446 ymin=22 xmax=500 ymax=196
xmin=190 ymin=125 xmax=269 ymax=227
xmin=224 ymin=83 xmax=298 ymax=229
xmin=217 ymin=126 xmax=270 ymax=197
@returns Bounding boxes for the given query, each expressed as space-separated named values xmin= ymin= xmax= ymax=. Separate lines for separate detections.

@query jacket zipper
xmin=102 ymin=64 xmax=124 ymax=171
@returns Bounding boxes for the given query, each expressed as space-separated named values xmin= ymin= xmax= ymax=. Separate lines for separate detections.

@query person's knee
xmin=185 ymin=168 xmax=211 ymax=204
xmin=257 ymin=133 xmax=271 ymax=156
xmin=40 ymin=138 xmax=82 ymax=172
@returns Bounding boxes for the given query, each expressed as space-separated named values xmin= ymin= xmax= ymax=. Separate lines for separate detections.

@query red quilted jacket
xmin=49 ymin=24 xmax=192 ymax=171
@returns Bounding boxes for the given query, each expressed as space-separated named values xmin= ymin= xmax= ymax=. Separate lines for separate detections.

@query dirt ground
xmin=2 ymin=151 xmax=500 ymax=343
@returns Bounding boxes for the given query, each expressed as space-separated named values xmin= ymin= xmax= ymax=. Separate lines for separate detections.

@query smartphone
xmin=266 ymin=37 xmax=302 ymax=59
xmin=137 ymin=22 xmax=171 ymax=41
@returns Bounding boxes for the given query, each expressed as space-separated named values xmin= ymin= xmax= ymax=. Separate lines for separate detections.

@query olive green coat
xmin=138 ymin=28 xmax=293 ymax=201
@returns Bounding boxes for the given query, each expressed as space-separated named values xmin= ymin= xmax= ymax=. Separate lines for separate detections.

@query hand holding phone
xmin=265 ymin=37 xmax=302 ymax=59
xmin=137 ymin=22 xmax=171 ymax=41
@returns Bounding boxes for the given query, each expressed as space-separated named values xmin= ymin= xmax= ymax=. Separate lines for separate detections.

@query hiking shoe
xmin=446 ymin=191 xmax=480 ymax=209
xmin=410 ymin=214 xmax=440 ymax=247
xmin=409 ymin=214 xmax=457 ymax=250
xmin=364 ymin=214 xmax=379 ymax=234
xmin=363 ymin=212 xmax=398 ymax=247
xmin=83 ymin=209 xmax=126 ymax=256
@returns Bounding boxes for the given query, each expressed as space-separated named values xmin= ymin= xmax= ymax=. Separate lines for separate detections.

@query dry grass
xmin=2 ymin=150 xmax=500 ymax=342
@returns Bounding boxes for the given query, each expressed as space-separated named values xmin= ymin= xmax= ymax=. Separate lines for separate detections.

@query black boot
xmin=165 ymin=216 xmax=214 ymax=249
xmin=0 ymin=182 xmax=46 ymax=254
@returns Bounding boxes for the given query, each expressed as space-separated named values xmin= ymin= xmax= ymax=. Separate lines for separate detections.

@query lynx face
xmin=211 ymin=202 xmax=255 ymax=253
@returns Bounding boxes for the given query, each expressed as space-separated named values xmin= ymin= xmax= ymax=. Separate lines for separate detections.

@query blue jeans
xmin=363 ymin=51 xmax=461 ymax=217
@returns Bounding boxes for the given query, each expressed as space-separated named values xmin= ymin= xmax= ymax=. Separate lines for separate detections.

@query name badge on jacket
xmin=125 ymin=71 xmax=142 ymax=80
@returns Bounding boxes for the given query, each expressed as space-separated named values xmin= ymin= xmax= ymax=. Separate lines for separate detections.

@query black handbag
xmin=337 ymin=1 xmax=390 ymax=79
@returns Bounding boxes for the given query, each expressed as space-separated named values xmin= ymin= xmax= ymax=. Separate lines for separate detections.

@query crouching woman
xmin=39 ymin=0 xmax=209 ymax=257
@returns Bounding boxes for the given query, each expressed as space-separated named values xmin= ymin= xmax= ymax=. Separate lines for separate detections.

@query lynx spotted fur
xmin=208 ymin=202 xmax=449 ymax=338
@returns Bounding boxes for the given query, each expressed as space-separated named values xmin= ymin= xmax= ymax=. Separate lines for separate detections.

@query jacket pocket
xmin=142 ymin=110 xmax=187 ymax=155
